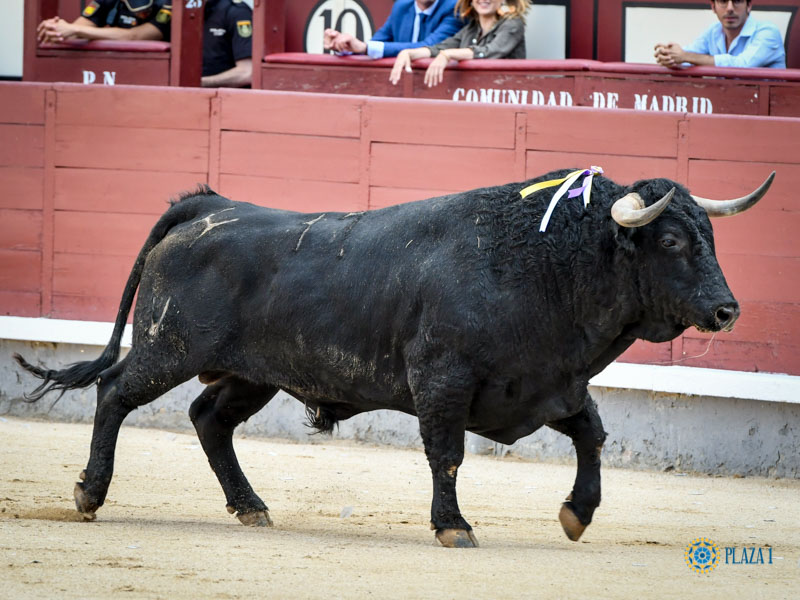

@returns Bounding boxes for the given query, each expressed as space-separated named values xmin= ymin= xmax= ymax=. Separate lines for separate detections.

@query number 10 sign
xmin=304 ymin=0 xmax=375 ymax=54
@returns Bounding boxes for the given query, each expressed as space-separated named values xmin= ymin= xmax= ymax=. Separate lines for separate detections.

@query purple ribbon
xmin=566 ymin=168 xmax=601 ymax=199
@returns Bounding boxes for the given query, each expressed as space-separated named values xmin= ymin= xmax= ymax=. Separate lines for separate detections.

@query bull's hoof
xmin=73 ymin=482 xmax=97 ymax=521
xmin=236 ymin=510 xmax=273 ymax=527
xmin=558 ymin=502 xmax=587 ymax=541
xmin=435 ymin=529 xmax=479 ymax=548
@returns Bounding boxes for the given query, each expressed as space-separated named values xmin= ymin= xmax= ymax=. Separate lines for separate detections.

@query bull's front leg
xmin=547 ymin=395 xmax=607 ymax=541
xmin=410 ymin=359 xmax=478 ymax=548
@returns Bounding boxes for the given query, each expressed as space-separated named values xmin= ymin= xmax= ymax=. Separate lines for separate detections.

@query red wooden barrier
xmin=0 ymin=81 xmax=798 ymax=376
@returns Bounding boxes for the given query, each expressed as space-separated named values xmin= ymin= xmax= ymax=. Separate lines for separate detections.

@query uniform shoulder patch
xmin=236 ymin=20 xmax=252 ymax=38
xmin=156 ymin=7 xmax=172 ymax=23
xmin=82 ymin=1 xmax=101 ymax=17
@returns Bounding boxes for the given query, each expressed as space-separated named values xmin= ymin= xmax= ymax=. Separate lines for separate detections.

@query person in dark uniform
xmin=37 ymin=0 xmax=172 ymax=43
xmin=201 ymin=0 xmax=253 ymax=87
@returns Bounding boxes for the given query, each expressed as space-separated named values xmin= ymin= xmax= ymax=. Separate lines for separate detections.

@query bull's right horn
xmin=691 ymin=171 xmax=775 ymax=217
xmin=611 ymin=188 xmax=675 ymax=228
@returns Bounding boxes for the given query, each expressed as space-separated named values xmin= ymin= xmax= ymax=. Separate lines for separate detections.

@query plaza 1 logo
xmin=685 ymin=538 xmax=776 ymax=574
xmin=304 ymin=0 xmax=374 ymax=54
xmin=685 ymin=538 xmax=720 ymax=574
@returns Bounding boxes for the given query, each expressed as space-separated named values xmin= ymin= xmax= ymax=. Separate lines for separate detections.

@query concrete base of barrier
xmin=2 ymin=338 xmax=798 ymax=478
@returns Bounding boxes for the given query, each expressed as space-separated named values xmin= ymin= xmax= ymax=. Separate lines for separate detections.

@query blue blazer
xmin=371 ymin=0 xmax=463 ymax=58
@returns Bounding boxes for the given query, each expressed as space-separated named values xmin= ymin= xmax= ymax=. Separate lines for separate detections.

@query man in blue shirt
xmin=323 ymin=0 xmax=462 ymax=59
xmin=654 ymin=0 xmax=785 ymax=69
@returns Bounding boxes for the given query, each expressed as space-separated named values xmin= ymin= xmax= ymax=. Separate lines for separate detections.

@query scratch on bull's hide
xmin=295 ymin=333 xmax=306 ymax=351
xmin=189 ymin=208 xmax=239 ymax=247
xmin=405 ymin=240 xmax=413 ymax=248
xmin=295 ymin=214 xmax=326 ymax=252
xmin=323 ymin=345 xmax=376 ymax=380
xmin=335 ymin=212 xmax=364 ymax=258
xmin=148 ymin=297 xmax=171 ymax=337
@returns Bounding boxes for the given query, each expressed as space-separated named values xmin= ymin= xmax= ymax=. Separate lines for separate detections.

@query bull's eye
xmin=660 ymin=237 xmax=677 ymax=249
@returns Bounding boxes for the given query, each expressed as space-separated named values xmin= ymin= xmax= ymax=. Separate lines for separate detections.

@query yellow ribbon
xmin=519 ymin=169 xmax=586 ymax=200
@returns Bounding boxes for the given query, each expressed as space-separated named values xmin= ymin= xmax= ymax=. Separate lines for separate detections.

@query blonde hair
xmin=455 ymin=0 xmax=531 ymax=24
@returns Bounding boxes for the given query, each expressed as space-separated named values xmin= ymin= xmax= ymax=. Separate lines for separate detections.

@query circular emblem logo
xmin=685 ymin=538 xmax=720 ymax=574
xmin=304 ymin=0 xmax=374 ymax=54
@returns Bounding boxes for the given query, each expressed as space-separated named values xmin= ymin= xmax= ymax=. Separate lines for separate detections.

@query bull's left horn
xmin=611 ymin=187 xmax=675 ymax=228
xmin=691 ymin=171 xmax=775 ymax=217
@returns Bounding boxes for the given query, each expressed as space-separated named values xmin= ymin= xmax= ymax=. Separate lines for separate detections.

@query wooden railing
xmin=260 ymin=53 xmax=800 ymax=117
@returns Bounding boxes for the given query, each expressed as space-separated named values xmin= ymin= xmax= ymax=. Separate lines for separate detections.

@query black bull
xmin=16 ymin=168 xmax=774 ymax=547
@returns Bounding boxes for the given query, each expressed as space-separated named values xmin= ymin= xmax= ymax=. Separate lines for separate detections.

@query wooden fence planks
xmin=525 ymin=152 xmax=677 ymax=182
xmin=54 ymin=212 xmax=156 ymax=257
xmin=369 ymin=98 xmax=516 ymax=148
xmin=0 ymin=82 xmax=797 ymax=375
xmin=219 ymin=174 xmax=363 ymax=212
xmin=0 ymin=209 xmax=41 ymax=251
xmin=369 ymin=186 xmax=460 ymax=210
xmin=53 ymin=168 xmax=206 ymax=214
xmin=220 ymin=90 xmax=363 ymax=137
xmin=54 ymin=125 xmax=209 ymax=172
xmin=55 ymin=85 xmax=213 ymax=130
xmin=0 ymin=125 xmax=44 ymax=168
xmin=526 ymin=107 xmax=679 ymax=157
xmin=687 ymin=115 xmax=800 ymax=164
xmin=0 ymin=84 xmax=45 ymax=125
xmin=220 ymin=131 xmax=360 ymax=182
xmin=370 ymin=142 xmax=516 ymax=190
xmin=1 ymin=167 xmax=44 ymax=209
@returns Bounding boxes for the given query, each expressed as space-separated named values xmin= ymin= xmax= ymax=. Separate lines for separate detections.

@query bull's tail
xmin=14 ymin=191 xmax=216 ymax=401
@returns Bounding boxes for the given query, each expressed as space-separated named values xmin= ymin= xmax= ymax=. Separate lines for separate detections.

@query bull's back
xmin=134 ymin=192 xmax=477 ymax=410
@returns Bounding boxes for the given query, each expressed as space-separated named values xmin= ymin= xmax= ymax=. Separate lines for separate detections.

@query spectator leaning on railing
xmin=654 ymin=0 xmax=785 ymax=68
xmin=37 ymin=0 xmax=172 ymax=43
xmin=37 ymin=0 xmax=252 ymax=87
xmin=323 ymin=0 xmax=463 ymax=59
xmin=389 ymin=0 xmax=530 ymax=88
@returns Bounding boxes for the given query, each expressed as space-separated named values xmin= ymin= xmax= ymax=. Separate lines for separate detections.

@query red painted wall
xmin=1 ymin=82 xmax=798 ymax=375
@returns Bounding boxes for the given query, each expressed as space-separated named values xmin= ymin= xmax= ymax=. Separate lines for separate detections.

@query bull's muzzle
xmin=713 ymin=302 xmax=740 ymax=332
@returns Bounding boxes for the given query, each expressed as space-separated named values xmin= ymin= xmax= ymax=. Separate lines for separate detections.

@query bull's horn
xmin=611 ymin=187 xmax=675 ymax=228
xmin=691 ymin=171 xmax=775 ymax=217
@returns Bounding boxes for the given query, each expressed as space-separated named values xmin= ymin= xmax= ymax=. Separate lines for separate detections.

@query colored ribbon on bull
xmin=519 ymin=166 xmax=604 ymax=232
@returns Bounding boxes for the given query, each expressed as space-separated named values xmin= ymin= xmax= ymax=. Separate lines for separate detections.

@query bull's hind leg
xmin=74 ymin=353 xmax=194 ymax=519
xmin=189 ymin=377 xmax=278 ymax=526
xmin=411 ymin=359 xmax=478 ymax=548
xmin=547 ymin=396 xmax=607 ymax=541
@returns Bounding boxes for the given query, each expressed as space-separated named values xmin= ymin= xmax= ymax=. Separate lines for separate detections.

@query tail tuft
xmin=13 ymin=349 xmax=116 ymax=402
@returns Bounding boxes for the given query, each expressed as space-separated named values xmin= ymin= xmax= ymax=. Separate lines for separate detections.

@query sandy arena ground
xmin=0 ymin=417 xmax=798 ymax=599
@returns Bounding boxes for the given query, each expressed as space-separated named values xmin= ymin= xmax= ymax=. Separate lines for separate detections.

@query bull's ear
xmin=611 ymin=219 xmax=637 ymax=254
